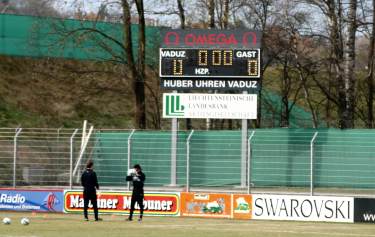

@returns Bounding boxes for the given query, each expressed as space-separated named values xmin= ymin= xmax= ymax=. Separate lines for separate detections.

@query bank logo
xmin=234 ymin=197 xmax=250 ymax=214
xmin=165 ymin=95 xmax=185 ymax=117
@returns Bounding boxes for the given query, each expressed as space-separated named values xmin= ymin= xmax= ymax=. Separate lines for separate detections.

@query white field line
xmin=121 ymin=223 xmax=375 ymax=237
xmin=0 ymin=236 xmax=40 ymax=237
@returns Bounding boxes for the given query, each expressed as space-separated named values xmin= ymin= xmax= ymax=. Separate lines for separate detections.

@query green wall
xmin=0 ymin=14 xmax=160 ymax=64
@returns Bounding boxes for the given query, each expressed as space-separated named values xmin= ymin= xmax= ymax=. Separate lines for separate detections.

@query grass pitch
xmin=1 ymin=212 xmax=375 ymax=237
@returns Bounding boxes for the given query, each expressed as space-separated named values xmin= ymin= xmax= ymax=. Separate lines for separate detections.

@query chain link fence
xmin=1 ymin=128 xmax=375 ymax=196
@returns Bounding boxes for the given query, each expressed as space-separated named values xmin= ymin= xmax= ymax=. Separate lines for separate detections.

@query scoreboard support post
xmin=170 ymin=91 xmax=178 ymax=187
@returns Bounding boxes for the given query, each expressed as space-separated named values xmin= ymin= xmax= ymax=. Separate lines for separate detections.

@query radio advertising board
xmin=163 ymin=93 xmax=257 ymax=119
xmin=64 ymin=191 xmax=180 ymax=216
xmin=0 ymin=188 xmax=63 ymax=212
xmin=252 ymin=194 xmax=354 ymax=223
xmin=180 ymin=192 xmax=232 ymax=218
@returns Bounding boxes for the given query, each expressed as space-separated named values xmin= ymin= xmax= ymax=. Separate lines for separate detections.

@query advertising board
xmin=160 ymin=29 xmax=261 ymax=49
xmin=0 ymin=188 xmax=63 ymax=212
xmin=163 ymin=93 xmax=257 ymax=119
xmin=64 ymin=191 xmax=180 ymax=216
xmin=354 ymin=198 xmax=375 ymax=223
xmin=232 ymin=194 xmax=252 ymax=219
xmin=180 ymin=192 xmax=231 ymax=218
xmin=252 ymin=194 xmax=354 ymax=223
xmin=161 ymin=79 xmax=259 ymax=90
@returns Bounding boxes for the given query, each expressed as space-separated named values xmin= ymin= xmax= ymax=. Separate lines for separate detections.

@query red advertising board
xmin=180 ymin=192 xmax=232 ymax=218
xmin=64 ymin=191 xmax=179 ymax=216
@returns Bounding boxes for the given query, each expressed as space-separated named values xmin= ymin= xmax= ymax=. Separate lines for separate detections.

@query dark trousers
xmin=83 ymin=190 xmax=98 ymax=220
xmin=129 ymin=193 xmax=144 ymax=219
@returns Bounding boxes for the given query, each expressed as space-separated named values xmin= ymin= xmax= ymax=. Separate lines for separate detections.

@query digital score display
xmin=159 ymin=48 xmax=260 ymax=78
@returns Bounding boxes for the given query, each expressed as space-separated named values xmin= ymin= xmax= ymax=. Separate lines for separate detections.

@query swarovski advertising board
xmin=252 ymin=194 xmax=354 ymax=223
xmin=162 ymin=93 xmax=257 ymax=119
xmin=354 ymin=198 xmax=375 ymax=223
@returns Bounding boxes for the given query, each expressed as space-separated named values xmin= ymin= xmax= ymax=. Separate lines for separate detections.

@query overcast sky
xmin=55 ymin=0 xmax=180 ymax=27
xmin=52 ymin=0 xmax=326 ymax=32
xmin=55 ymin=0 xmax=101 ymax=13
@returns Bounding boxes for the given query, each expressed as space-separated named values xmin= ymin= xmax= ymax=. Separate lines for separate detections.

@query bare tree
xmin=365 ymin=0 xmax=375 ymax=128
xmin=271 ymin=15 xmax=304 ymax=127
xmin=222 ymin=0 xmax=230 ymax=29
xmin=342 ymin=0 xmax=357 ymax=128
xmin=354 ymin=0 xmax=375 ymax=128
xmin=175 ymin=0 xmax=193 ymax=130
xmin=293 ymin=45 xmax=319 ymax=127
xmin=48 ymin=0 xmax=148 ymax=128
xmin=177 ymin=0 xmax=186 ymax=29
xmin=122 ymin=0 xmax=147 ymax=129
xmin=305 ymin=0 xmax=359 ymax=128
xmin=0 ymin=0 xmax=60 ymax=16
xmin=237 ymin=0 xmax=274 ymax=127
xmin=208 ymin=0 xmax=215 ymax=28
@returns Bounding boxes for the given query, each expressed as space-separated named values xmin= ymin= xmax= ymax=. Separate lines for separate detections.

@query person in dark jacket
xmin=81 ymin=159 xmax=101 ymax=221
xmin=126 ymin=164 xmax=146 ymax=222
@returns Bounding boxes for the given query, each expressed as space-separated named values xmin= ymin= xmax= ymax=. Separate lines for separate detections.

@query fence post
xmin=127 ymin=129 xmax=136 ymax=191
xmin=247 ymin=131 xmax=255 ymax=194
xmin=13 ymin=128 xmax=22 ymax=188
xmin=186 ymin=130 xmax=194 ymax=192
xmin=57 ymin=126 xmax=63 ymax=142
xmin=310 ymin=132 xmax=318 ymax=196
xmin=72 ymin=125 xmax=94 ymax=178
xmin=241 ymin=91 xmax=248 ymax=187
xmin=81 ymin=120 xmax=87 ymax=151
xmin=70 ymin=129 xmax=79 ymax=189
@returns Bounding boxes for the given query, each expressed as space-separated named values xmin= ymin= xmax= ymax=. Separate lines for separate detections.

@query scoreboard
xmin=159 ymin=48 xmax=260 ymax=78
